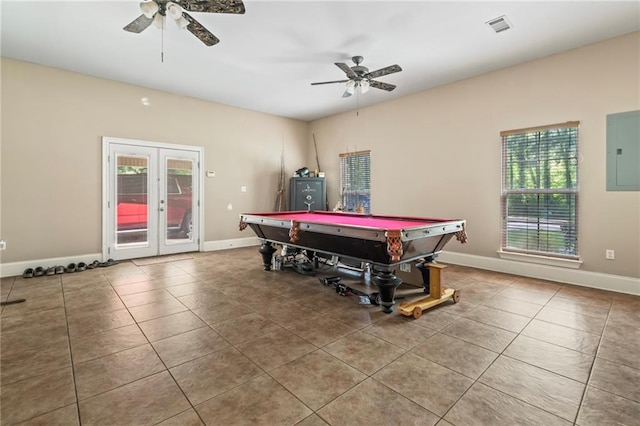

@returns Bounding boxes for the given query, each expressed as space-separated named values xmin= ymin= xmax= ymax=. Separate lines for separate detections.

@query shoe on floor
xmin=87 ymin=260 xmax=100 ymax=269
xmin=34 ymin=266 xmax=45 ymax=277
xmin=100 ymin=258 xmax=118 ymax=267
xmin=22 ymin=268 xmax=34 ymax=278
xmin=55 ymin=265 xmax=65 ymax=274
xmin=46 ymin=266 xmax=56 ymax=276
xmin=66 ymin=263 xmax=76 ymax=273
xmin=76 ymin=262 xmax=87 ymax=272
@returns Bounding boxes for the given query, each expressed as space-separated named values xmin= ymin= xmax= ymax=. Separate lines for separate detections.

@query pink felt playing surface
xmin=254 ymin=211 xmax=440 ymax=230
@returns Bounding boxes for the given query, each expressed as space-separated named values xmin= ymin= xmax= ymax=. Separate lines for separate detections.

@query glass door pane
xmin=116 ymin=155 xmax=150 ymax=246
xmin=159 ymin=149 xmax=199 ymax=255
xmin=107 ymin=143 xmax=158 ymax=261
xmin=165 ymin=158 xmax=193 ymax=242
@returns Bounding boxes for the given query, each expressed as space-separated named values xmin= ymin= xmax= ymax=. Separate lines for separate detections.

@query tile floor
xmin=1 ymin=247 xmax=639 ymax=425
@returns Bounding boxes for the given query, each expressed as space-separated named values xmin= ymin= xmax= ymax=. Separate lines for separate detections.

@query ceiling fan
xmin=311 ymin=56 xmax=402 ymax=98
xmin=123 ymin=0 xmax=245 ymax=47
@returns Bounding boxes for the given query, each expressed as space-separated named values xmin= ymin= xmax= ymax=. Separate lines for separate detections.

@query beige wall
xmin=309 ymin=32 xmax=640 ymax=278
xmin=1 ymin=59 xmax=307 ymax=263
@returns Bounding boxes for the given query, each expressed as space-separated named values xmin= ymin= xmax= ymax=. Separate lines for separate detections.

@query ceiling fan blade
xmin=311 ymin=79 xmax=349 ymax=86
xmin=335 ymin=63 xmax=357 ymax=79
xmin=370 ymin=80 xmax=397 ymax=91
xmin=367 ymin=64 xmax=402 ymax=79
xmin=183 ymin=12 xmax=220 ymax=46
xmin=177 ymin=0 xmax=245 ymax=14
xmin=123 ymin=14 xmax=154 ymax=33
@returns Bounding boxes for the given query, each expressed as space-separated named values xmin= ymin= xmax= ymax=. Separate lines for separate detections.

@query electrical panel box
xmin=607 ymin=110 xmax=640 ymax=191
xmin=289 ymin=177 xmax=327 ymax=211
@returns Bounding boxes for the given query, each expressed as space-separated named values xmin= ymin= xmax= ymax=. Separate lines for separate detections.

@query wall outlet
xmin=241 ymin=186 xmax=247 ymax=193
xmin=0 ymin=240 xmax=6 ymax=250
xmin=605 ymin=249 xmax=615 ymax=260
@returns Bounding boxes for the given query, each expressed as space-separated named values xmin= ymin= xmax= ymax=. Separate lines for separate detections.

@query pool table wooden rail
xmin=240 ymin=213 xmax=463 ymax=242
xmin=239 ymin=211 xmax=466 ymax=267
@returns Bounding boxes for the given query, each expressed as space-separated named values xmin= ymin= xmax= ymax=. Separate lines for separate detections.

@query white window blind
xmin=340 ymin=150 xmax=371 ymax=213
xmin=501 ymin=122 xmax=579 ymax=259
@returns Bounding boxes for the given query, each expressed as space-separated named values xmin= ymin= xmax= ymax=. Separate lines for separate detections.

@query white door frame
xmin=102 ymin=136 xmax=204 ymax=260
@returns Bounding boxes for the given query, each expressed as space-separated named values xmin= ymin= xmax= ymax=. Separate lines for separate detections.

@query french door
xmin=103 ymin=137 xmax=202 ymax=261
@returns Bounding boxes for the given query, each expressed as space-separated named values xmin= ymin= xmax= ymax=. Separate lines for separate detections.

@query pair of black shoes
xmin=65 ymin=262 xmax=88 ymax=273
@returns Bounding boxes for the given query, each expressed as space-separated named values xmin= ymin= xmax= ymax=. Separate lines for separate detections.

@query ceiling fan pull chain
xmin=161 ymin=18 xmax=164 ymax=63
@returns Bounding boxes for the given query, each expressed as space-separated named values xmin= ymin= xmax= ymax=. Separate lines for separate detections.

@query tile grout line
xmin=61 ymin=273 xmax=83 ymax=426
xmin=571 ymin=298 xmax=618 ymax=426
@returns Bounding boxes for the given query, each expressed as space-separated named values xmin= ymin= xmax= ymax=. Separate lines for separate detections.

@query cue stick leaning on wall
xmin=313 ymin=133 xmax=329 ymax=211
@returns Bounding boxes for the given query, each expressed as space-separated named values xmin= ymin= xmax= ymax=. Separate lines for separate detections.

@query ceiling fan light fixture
xmin=166 ymin=2 xmax=184 ymax=20
xmin=139 ymin=1 xmax=159 ymax=18
xmin=360 ymin=79 xmax=370 ymax=94
xmin=174 ymin=15 xmax=189 ymax=29
xmin=345 ymin=79 xmax=356 ymax=95
xmin=152 ymin=13 xmax=165 ymax=29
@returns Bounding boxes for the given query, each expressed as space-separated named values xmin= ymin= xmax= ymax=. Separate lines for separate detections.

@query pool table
xmin=239 ymin=211 xmax=467 ymax=313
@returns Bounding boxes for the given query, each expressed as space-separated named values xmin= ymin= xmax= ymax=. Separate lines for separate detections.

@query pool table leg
xmin=416 ymin=261 xmax=431 ymax=294
xmin=371 ymin=269 xmax=402 ymax=313
xmin=258 ymin=242 xmax=277 ymax=271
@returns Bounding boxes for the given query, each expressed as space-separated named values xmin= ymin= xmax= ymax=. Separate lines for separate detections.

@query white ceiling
xmin=2 ymin=1 xmax=639 ymax=121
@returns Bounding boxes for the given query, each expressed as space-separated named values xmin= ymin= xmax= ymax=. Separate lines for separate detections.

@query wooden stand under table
xmin=398 ymin=263 xmax=460 ymax=319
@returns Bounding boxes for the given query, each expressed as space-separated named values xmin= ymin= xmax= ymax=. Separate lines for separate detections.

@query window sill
xmin=497 ymin=250 xmax=583 ymax=269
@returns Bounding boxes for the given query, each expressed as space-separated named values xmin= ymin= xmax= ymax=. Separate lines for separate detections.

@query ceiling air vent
xmin=486 ymin=15 xmax=512 ymax=33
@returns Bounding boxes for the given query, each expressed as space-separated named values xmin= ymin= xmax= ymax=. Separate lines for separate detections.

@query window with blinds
xmin=340 ymin=150 xmax=371 ymax=214
xmin=501 ymin=122 xmax=579 ymax=259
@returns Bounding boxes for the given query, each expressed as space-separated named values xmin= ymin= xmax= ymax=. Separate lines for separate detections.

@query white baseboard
xmin=1 ymin=253 xmax=103 ymax=279
xmin=438 ymin=251 xmax=640 ymax=296
xmin=3 ymin=243 xmax=638 ymax=297
xmin=202 ymin=237 xmax=260 ymax=252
